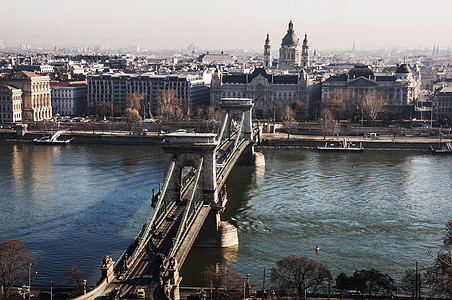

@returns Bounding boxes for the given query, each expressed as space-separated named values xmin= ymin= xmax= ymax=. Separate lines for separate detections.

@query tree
xmin=357 ymin=90 xmax=386 ymax=124
xmin=68 ymin=266 xmax=89 ymax=296
xmin=0 ymin=239 xmax=35 ymax=299
xmin=274 ymin=101 xmax=284 ymax=122
xmin=324 ymin=99 xmax=346 ymax=120
xmin=335 ymin=272 xmax=353 ymax=294
xmin=123 ymin=92 xmax=143 ymax=134
xmin=389 ymin=124 xmax=403 ymax=141
xmin=427 ymin=220 xmax=452 ymax=297
xmin=289 ymin=100 xmax=307 ymax=121
xmin=200 ymin=264 xmax=245 ymax=299
xmin=123 ymin=107 xmax=141 ymax=134
xmin=282 ymin=105 xmax=296 ymax=138
xmin=400 ymin=268 xmax=425 ymax=298
xmin=125 ymin=92 xmax=145 ymax=112
xmin=96 ymin=102 xmax=110 ymax=119
xmin=324 ymin=89 xmax=356 ymax=121
xmin=319 ymin=107 xmax=339 ymax=139
xmin=270 ymin=255 xmax=331 ymax=298
xmin=155 ymin=89 xmax=183 ymax=121
xmin=353 ymin=269 xmax=395 ymax=298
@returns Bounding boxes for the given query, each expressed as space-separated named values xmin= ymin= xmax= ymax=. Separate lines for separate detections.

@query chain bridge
xmin=77 ymin=98 xmax=264 ymax=300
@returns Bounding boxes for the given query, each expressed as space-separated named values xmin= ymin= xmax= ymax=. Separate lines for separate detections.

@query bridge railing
xmin=114 ymin=159 xmax=177 ymax=275
xmin=167 ymin=157 xmax=204 ymax=259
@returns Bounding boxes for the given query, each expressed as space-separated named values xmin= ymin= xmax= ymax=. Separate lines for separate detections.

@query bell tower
xmin=264 ymin=33 xmax=272 ymax=68
xmin=302 ymin=33 xmax=310 ymax=68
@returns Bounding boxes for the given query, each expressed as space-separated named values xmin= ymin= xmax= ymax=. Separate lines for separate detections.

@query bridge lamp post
xmin=243 ymin=274 xmax=249 ymax=300
xmin=50 ymin=281 xmax=53 ymax=300
xmin=83 ymin=279 xmax=87 ymax=295
xmin=28 ymin=263 xmax=32 ymax=300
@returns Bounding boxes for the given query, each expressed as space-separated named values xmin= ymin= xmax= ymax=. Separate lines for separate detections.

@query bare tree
xmin=358 ymin=90 xmax=386 ymax=124
xmin=125 ymin=92 xmax=145 ymax=112
xmin=389 ymin=124 xmax=403 ymax=141
xmin=270 ymin=255 xmax=331 ymax=298
xmin=274 ymin=101 xmax=284 ymax=122
xmin=123 ymin=107 xmax=141 ymax=134
xmin=282 ymin=105 xmax=296 ymax=138
xmin=324 ymin=99 xmax=346 ymax=120
xmin=401 ymin=268 xmax=425 ymax=298
xmin=201 ymin=264 xmax=245 ymax=299
xmin=320 ymin=107 xmax=339 ymax=139
xmin=155 ymin=89 xmax=181 ymax=121
xmin=427 ymin=220 xmax=452 ymax=297
xmin=324 ymin=89 xmax=357 ymax=121
xmin=68 ymin=266 xmax=89 ymax=296
xmin=0 ymin=239 xmax=35 ymax=300
xmin=96 ymin=102 xmax=110 ymax=119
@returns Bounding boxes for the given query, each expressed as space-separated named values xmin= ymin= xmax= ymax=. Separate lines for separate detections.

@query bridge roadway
xmin=99 ymin=193 xmax=211 ymax=299
xmin=98 ymin=127 xmax=256 ymax=299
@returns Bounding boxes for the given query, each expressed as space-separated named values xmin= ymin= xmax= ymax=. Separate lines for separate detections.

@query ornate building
xmin=210 ymin=68 xmax=310 ymax=118
xmin=0 ymin=71 xmax=52 ymax=121
xmin=0 ymin=85 xmax=22 ymax=123
xmin=264 ymin=21 xmax=310 ymax=70
xmin=322 ymin=64 xmax=421 ymax=110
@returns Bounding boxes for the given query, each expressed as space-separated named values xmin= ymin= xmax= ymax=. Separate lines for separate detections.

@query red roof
xmin=50 ymin=80 xmax=87 ymax=87
xmin=0 ymin=85 xmax=18 ymax=91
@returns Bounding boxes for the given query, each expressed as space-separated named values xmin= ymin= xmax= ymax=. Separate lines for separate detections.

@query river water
xmin=1 ymin=142 xmax=451 ymax=288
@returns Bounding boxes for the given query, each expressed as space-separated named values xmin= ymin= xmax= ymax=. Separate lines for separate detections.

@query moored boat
xmin=33 ymin=130 xmax=73 ymax=145
xmin=317 ymin=137 xmax=364 ymax=152
xmin=430 ymin=141 xmax=452 ymax=154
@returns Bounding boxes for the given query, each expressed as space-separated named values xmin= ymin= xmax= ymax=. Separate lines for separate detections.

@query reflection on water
xmin=1 ymin=143 xmax=451 ymax=288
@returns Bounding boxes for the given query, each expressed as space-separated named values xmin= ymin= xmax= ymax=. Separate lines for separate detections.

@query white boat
xmin=430 ymin=141 xmax=452 ymax=154
xmin=317 ymin=137 xmax=364 ymax=152
xmin=34 ymin=131 xmax=73 ymax=145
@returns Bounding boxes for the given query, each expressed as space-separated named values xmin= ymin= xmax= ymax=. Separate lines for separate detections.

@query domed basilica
xmin=264 ymin=20 xmax=310 ymax=69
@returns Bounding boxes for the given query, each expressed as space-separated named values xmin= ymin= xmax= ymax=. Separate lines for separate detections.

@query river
xmin=0 ymin=141 xmax=451 ymax=288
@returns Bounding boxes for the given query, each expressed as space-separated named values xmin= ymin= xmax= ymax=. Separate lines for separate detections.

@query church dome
xmin=395 ymin=64 xmax=411 ymax=73
xmin=281 ymin=21 xmax=299 ymax=46
xmin=348 ymin=65 xmax=374 ymax=79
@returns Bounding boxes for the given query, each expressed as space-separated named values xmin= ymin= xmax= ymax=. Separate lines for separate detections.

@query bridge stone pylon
xmin=161 ymin=133 xmax=219 ymax=203
xmin=218 ymin=98 xmax=254 ymax=143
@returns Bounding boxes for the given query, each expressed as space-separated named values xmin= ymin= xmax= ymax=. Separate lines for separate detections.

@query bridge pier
xmin=194 ymin=210 xmax=238 ymax=248
xmin=236 ymin=143 xmax=265 ymax=167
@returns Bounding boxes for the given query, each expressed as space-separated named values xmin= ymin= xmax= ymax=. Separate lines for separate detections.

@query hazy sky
xmin=1 ymin=0 xmax=451 ymax=51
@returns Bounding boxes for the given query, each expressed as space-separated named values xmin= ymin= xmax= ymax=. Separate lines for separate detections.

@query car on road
xmin=153 ymin=232 xmax=164 ymax=239
xmin=136 ymin=289 xmax=145 ymax=299
xmin=168 ymin=213 xmax=177 ymax=221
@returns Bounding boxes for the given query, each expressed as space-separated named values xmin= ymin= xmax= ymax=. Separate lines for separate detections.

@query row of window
xmin=434 ymin=101 xmax=452 ymax=107
xmin=1 ymin=112 xmax=21 ymax=121
xmin=32 ymin=82 xmax=49 ymax=93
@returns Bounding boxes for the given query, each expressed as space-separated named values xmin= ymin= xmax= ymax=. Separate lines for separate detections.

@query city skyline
xmin=1 ymin=0 xmax=452 ymax=52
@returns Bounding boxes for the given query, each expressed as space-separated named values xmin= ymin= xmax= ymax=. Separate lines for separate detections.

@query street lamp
xmin=50 ymin=281 xmax=53 ymax=300
xmin=28 ymin=263 xmax=31 ymax=300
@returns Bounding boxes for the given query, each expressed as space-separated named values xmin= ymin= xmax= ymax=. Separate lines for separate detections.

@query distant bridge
xmin=78 ymin=98 xmax=264 ymax=300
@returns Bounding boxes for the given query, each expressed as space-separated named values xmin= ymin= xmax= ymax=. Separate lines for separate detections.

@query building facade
xmin=50 ymin=81 xmax=87 ymax=116
xmin=268 ymin=20 xmax=309 ymax=70
xmin=87 ymin=72 xmax=210 ymax=112
xmin=433 ymin=87 xmax=452 ymax=121
xmin=322 ymin=64 xmax=421 ymax=108
xmin=210 ymin=67 xmax=310 ymax=118
xmin=0 ymin=85 xmax=22 ymax=123
xmin=0 ymin=71 xmax=52 ymax=121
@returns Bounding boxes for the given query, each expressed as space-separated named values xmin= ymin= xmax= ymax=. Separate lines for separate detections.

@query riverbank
xmin=0 ymin=129 xmax=449 ymax=150
xmin=259 ymin=133 xmax=449 ymax=151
